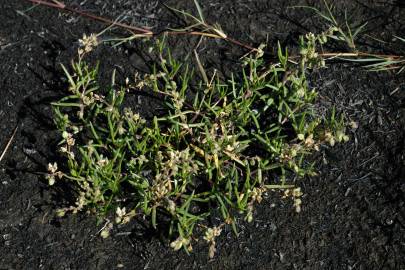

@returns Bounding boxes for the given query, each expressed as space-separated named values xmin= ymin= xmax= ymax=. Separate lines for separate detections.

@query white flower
xmin=97 ymin=155 xmax=109 ymax=167
xmin=250 ymin=187 xmax=263 ymax=204
xmin=115 ymin=207 xmax=126 ymax=223
xmin=116 ymin=207 xmax=126 ymax=217
xmin=304 ymin=134 xmax=315 ymax=147
xmin=46 ymin=162 xmax=62 ymax=186
xmin=170 ymin=237 xmax=190 ymax=251
xmin=78 ymin=33 xmax=98 ymax=55
xmin=203 ymin=227 xmax=222 ymax=243
xmin=82 ymin=94 xmax=95 ymax=106
xmin=132 ymin=113 xmax=140 ymax=122
xmin=66 ymin=136 xmax=75 ymax=146
xmin=292 ymin=187 xmax=303 ymax=198
xmin=324 ymin=132 xmax=335 ymax=147
xmin=48 ymin=162 xmax=58 ymax=174
xmin=62 ymin=131 xmax=75 ymax=146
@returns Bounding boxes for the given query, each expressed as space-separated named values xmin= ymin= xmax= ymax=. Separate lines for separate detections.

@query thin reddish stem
xmin=27 ymin=0 xmax=153 ymax=34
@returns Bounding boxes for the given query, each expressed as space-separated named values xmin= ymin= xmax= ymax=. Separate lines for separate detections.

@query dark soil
xmin=1 ymin=1 xmax=405 ymax=269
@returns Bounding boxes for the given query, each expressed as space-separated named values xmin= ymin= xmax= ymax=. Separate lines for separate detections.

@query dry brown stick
xmin=0 ymin=126 xmax=18 ymax=163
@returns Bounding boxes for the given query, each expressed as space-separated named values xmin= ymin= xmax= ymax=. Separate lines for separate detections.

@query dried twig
xmin=0 ymin=126 xmax=18 ymax=163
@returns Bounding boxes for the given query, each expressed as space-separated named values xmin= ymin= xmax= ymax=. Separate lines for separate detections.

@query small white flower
xmin=250 ymin=187 xmax=263 ymax=204
xmin=293 ymin=198 xmax=302 ymax=213
xmin=97 ymin=155 xmax=109 ymax=167
xmin=115 ymin=207 xmax=126 ymax=224
xmin=62 ymin=132 xmax=75 ymax=146
xmin=82 ymin=95 xmax=95 ymax=106
xmin=304 ymin=134 xmax=314 ymax=147
xmin=46 ymin=162 xmax=62 ymax=186
xmin=203 ymin=227 xmax=222 ymax=243
xmin=48 ymin=162 xmax=58 ymax=174
xmin=170 ymin=237 xmax=190 ymax=251
xmin=78 ymin=33 xmax=98 ymax=55
xmin=116 ymin=207 xmax=126 ymax=216
xmin=324 ymin=132 xmax=335 ymax=147
xmin=132 ymin=113 xmax=140 ymax=122
xmin=170 ymin=238 xmax=183 ymax=251
xmin=292 ymin=187 xmax=303 ymax=198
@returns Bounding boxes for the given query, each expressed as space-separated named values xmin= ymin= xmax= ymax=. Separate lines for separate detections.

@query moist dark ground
xmin=1 ymin=1 xmax=405 ymax=269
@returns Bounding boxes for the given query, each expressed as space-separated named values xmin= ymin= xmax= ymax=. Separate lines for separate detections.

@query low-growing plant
xmin=46 ymin=27 xmax=349 ymax=257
